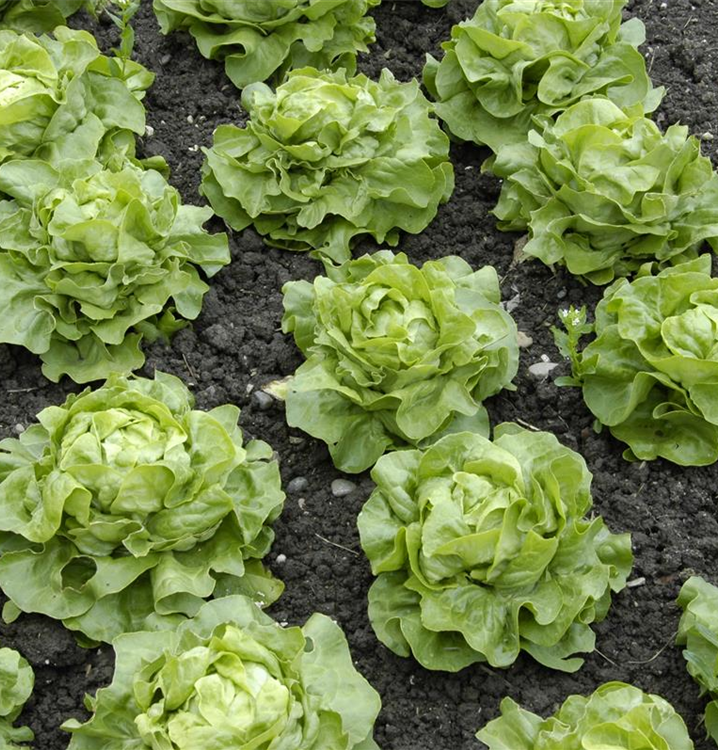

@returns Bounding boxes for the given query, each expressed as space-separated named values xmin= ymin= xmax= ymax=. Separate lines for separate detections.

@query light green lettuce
xmin=492 ymin=98 xmax=718 ymax=284
xmin=0 ymin=0 xmax=85 ymax=31
xmin=153 ymin=0 xmax=379 ymax=89
xmin=677 ymin=576 xmax=718 ymax=744
xmin=424 ymin=0 xmax=661 ymax=153
xmin=0 ymin=27 xmax=152 ymax=169
xmin=554 ymin=256 xmax=718 ymax=465
xmin=282 ymin=251 xmax=518 ymax=473
xmin=476 ymin=682 xmax=693 ymax=749
xmin=201 ymin=67 xmax=454 ymax=264
xmin=0 ymin=158 xmax=228 ymax=383
xmin=0 ymin=372 xmax=285 ymax=644
xmin=0 ymin=647 xmax=33 ymax=749
xmin=63 ymin=595 xmax=381 ymax=750
xmin=357 ymin=424 xmax=632 ymax=672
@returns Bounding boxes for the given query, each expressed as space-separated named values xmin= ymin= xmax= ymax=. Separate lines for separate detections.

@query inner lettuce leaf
xmin=0 ymin=0 xmax=85 ymax=31
xmin=282 ymin=251 xmax=518 ymax=473
xmin=0 ymin=372 xmax=286 ymax=644
xmin=201 ymin=67 xmax=454 ymax=264
xmin=476 ymin=682 xmax=693 ymax=749
xmin=423 ymin=0 xmax=661 ymax=153
xmin=357 ymin=424 xmax=632 ymax=672
xmin=492 ymin=98 xmax=718 ymax=284
xmin=63 ymin=595 xmax=382 ymax=750
xmin=0 ymin=647 xmax=33 ymax=749
xmin=153 ymin=0 xmax=379 ymax=89
xmin=553 ymin=256 xmax=718 ymax=465
xmin=0 ymin=157 xmax=228 ymax=383
xmin=677 ymin=576 xmax=718 ymax=745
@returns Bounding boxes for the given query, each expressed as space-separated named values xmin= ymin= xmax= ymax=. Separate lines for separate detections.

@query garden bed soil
xmin=2 ymin=0 xmax=718 ymax=747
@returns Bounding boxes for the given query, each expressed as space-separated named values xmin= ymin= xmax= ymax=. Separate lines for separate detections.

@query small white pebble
xmin=659 ymin=2 xmax=666 ymax=7
xmin=517 ymin=331 xmax=533 ymax=348
xmin=145 ymin=124 xmax=155 ymax=137
xmin=44 ymin=659 xmax=50 ymax=665
xmin=702 ymin=132 xmax=714 ymax=141
xmin=298 ymin=497 xmax=307 ymax=511
xmin=528 ymin=361 xmax=559 ymax=379
xmin=331 ymin=479 xmax=357 ymax=497
xmin=246 ymin=383 xmax=254 ymax=393
xmin=275 ymin=554 xmax=287 ymax=564
xmin=13 ymin=424 xmax=24 ymax=434
xmin=187 ymin=115 xmax=194 ymax=124
xmin=188 ymin=144 xmax=199 ymax=153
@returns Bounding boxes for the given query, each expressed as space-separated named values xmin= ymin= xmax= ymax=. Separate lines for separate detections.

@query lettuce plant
xmin=476 ymin=682 xmax=693 ymax=749
xmin=554 ymin=256 xmax=718 ymax=465
xmin=0 ymin=0 xmax=85 ymax=31
xmin=0 ymin=372 xmax=285 ymax=644
xmin=492 ymin=98 xmax=718 ymax=284
xmin=282 ymin=251 xmax=518 ymax=473
xmin=677 ymin=576 xmax=718 ymax=744
xmin=153 ymin=0 xmax=379 ymax=89
xmin=201 ymin=68 xmax=454 ymax=264
xmin=423 ymin=0 xmax=660 ymax=153
xmin=0 ymin=27 xmax=152 ymax=168
xmin=0 ymin=647 xmax=33 ymax=749
xmin=0 ymin=158 xmax=228 ymax=383
xmin=64 ymin=595 xmax=382 ymax=749
xmin=357 ymin=424 xmax=632 ymax=672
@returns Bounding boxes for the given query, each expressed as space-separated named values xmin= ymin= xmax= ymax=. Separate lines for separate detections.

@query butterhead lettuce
xmin=282 ymin=251 xmax=518 ymax=473
xmin=0 ymin=372 xmax=285 ymax=644
xmin=0 ymin=0 xmax=85 ymax=31
xmin=63 ymin=595 xmax=382 ymax=750
xmin=357 ymin=424 xmax=632 ymax=672
xmin=0 ymin=647 xmax=33 ymax=749
xmin=201 ymin=67 xmax=454 ymax=264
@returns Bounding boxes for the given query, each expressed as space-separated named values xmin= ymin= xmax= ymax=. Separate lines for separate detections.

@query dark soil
xmin=2 ymin=0 xmax=718 ymax=747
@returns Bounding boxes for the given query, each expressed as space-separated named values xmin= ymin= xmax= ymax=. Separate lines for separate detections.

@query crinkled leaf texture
xmin=492 ymin=98 xmax=718 ymax=284
xmin=0 ymin=27 xmax=153 ymax=170
xmin=556 ymin=256 xmax=718 ymax=464
xmin=153 ymin=0 xmax=379 ymax=88
xmin=423 ymin=0 xmax=661 ymax=153
xmin=201 ymin=67 xmax=454 ymax=264
xmin=0 ymin=0 xmax=84 ymax=31
xmin=357 ymin=424 xmax=632 ymax=671
xmin=0 ymin=156 xmax=229 ymax=383
xmin=0 ymin=647 xmax=33 ymax=748
xmin=476 ymin=682 xmax=693 ymax=749
xmin=282 ymin=251 xmax=518 ymax=473
xmin=63 ymin=595 xmax=382 ymax=750
xmin=0 ymin=372 xmax=286 ymax=644
xmin=677 ymin=576 xmax=718 ymax=744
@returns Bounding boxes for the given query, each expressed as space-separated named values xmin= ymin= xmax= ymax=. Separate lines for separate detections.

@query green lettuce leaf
xmin=553 ymin=256 xmax=718 ymax=464
xmin=677 ymin=576 xmax=718 ymax=744
xmin=357 ymin=424 xmax=632 ymax=671
xmin=492 ymin=98 xmax=718 ymax=284
xmin=476 ymin=682 xmax=693 ymax=749
xmin=63 ymin=595 xmax=381 ymax=749
xmin=282 ymin=251 xmax=517 ymax=473
xmin=201 ymin=67 xmax=454 ymax=264
xmin=0 ymin=157 xmax=228 ymax=383
xmin=0 ymin=647 xmax=33 ymax=749
xmin=424 ymin=0 xmax=661 ymax=153
xmin=153 ymin=0 xmax=379 ymax=89
xmin=0 ymin=0 xmax=85 ymax=31
xmin=0 ymin=372 xmax=286 ymax=643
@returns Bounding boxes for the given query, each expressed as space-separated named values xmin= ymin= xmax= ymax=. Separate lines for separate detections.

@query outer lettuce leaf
xmin=63 ymin=595 xmax=381 ymax=750
xmin=153 ymin=0 xmax=379 ymax=88
xmin=476 ymin=682 xmax=693 ymax=749
xmin=423 ymin=0 xmax=661 ymax=153
xmin=492 ymin=98 xmax=718 ymax=284
xmin=677 ymin=576 xmax=718 ymax=744
xmin=201 ymin=67 xmax=454 ymax=264
xmin=357 ymin=424 xmax=632 ymax=671
xmin=0 ymin=647 xmax=33 ymax=749
xmin=0 ymin=27 xmax=153 ymax=170
xmin=282 ymin=251 xmax=517 ymax=473
xmin=0 ymin=158 xmax=228 ymax=383
xmin=554 ymin=256 xmax=718 ymax=464
xmin=0 ymin=372 xmax=286 ymax=643
xmin=0 ymin=0 xmax=85 ymax=31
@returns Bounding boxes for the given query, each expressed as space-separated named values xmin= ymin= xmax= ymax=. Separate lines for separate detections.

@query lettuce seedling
xmin=0 ymin=372 xmax=285 ymax=644
xmin=0 ymin=647 xmax=33 ymax=749
xmin=553 ymin=256 xmax=718 ymax=465
xmin=424 ymin=0 xmax=660 ymax=153
xmin=153 ymin=0 xmax=379 ymax=89
xmin=63 ymin=595 xmax=382 ymax=749
xmin=477 ymin=682 xmax=693 ymax=749
xmin=492 ymin=98 xmax=718 ymax=284
xmin=282 ymin=251 xmax=518 ymax=473
xmin=201 ymin=68 xmax=454 ymax=264
xmin=677 ymin=576 xmax=718 ymax=744
xmin=358 ymin=424 xmax=632 ymax=672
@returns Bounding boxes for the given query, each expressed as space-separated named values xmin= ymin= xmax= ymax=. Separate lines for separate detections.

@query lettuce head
xmin=0 ymin=647 xmax=33 ymax=749
xmin=358 ymin=424 xmax=632 ymax=672
xmin=0 ymin=0 xmax=85 ymax=32
xmin=0 ymin=372 xmax=286 ymax=644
